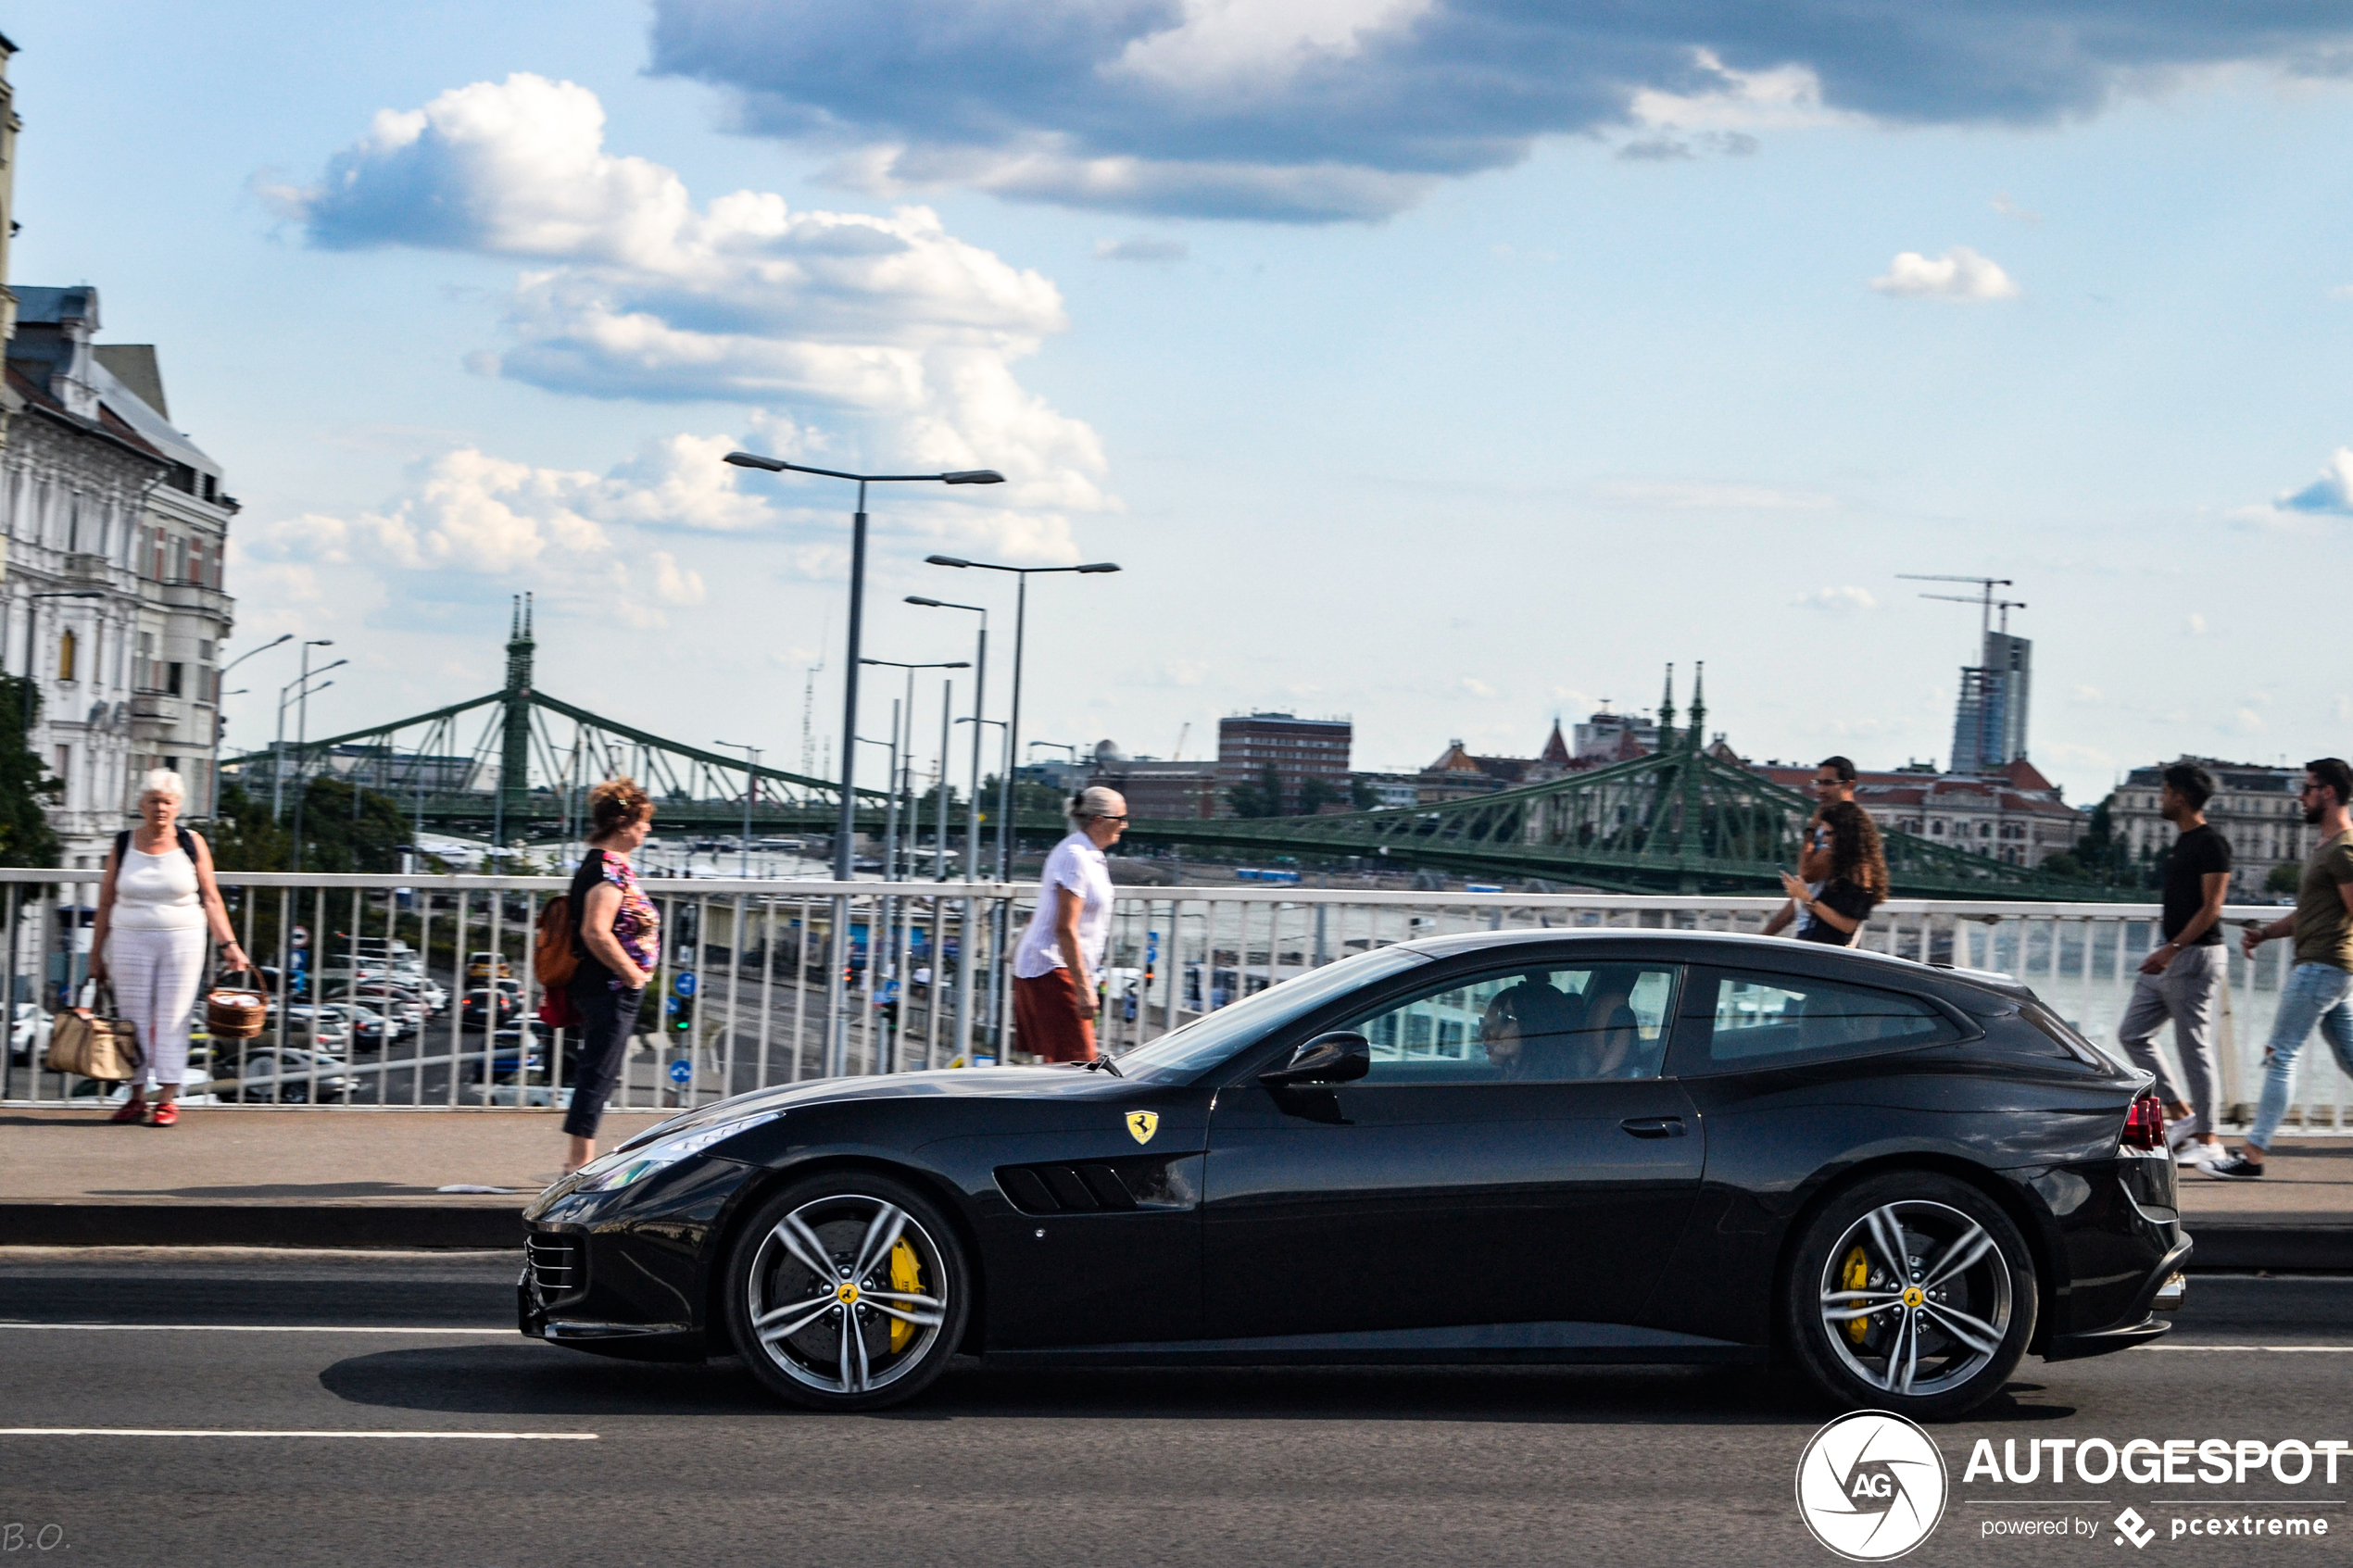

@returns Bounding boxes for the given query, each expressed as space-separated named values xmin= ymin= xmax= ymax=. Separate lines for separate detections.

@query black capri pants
xmin=563 ymin=979 xmax=644 ymax=1138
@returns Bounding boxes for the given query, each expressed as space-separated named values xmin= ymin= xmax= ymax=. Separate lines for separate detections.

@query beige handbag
xmin=44 ymin=985 xmax=144 ymax=1081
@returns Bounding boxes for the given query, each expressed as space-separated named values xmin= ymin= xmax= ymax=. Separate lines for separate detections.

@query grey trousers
xmin=2115 ymin=940 xmax=2224 ymax=1118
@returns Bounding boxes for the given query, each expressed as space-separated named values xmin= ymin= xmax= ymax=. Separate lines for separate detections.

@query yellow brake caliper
xmin=887 ymin=1238 xmax=923 ymax=1353
xmin=1843 ymin=1247 xmax=1872 ymax=1344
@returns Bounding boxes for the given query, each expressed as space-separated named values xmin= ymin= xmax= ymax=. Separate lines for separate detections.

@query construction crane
xmin=1897 ymin=574 xmax=2024 ymax=638
xmin=1172 ymin=721 xmax=1190 ymax=762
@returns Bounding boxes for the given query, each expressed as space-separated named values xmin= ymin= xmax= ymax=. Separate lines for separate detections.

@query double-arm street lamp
xmin=724 ymin=450 xmax=1001 ymax=1078
xmin=273 ymin=643 xmax=341 ymax=822
xmin=721 ymin=453 xmax=1003 ymax=882
xmin=208 ymin=633 xmax=294 ymax=816
xmin=283 ymin=641 xmax=345 ymax=873
xmin=860 ymin=658 xmax=968 ymax=881
xmin=921 ymin=557 xmax=1119 ymax=879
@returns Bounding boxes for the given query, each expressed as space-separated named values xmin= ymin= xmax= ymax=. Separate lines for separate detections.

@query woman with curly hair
xmin=561 ymin=777 xmax=660 ymax=1173
xmin=1778 ymin=799 xmax=1887 ymax=947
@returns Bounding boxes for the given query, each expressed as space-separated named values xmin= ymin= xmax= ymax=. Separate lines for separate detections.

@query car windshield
xmin=1108 ymin=946 xmax=1428 ymax=1084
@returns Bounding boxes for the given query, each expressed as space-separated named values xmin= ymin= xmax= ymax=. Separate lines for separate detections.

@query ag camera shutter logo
xmin=1795 ymin=1411 xmax=1949 ymax=1561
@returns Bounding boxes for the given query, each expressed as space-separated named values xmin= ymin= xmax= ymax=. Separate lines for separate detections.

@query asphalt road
xmin=1 ymin=1249 xmax=2347 ymax=1568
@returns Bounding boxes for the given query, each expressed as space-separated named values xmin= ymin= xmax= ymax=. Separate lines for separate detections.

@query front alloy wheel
xmin=1787 ymin=1173 xmax=2036 ymax=1421
xmin=727 ymin=1173 xmax=970 ymax=1411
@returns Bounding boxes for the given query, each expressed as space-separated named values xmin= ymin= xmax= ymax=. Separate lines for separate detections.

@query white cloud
xmin=2070 ymin=684 xmax=2103 ymax=703
xmin=2186 ymin=612 xmax=2208 ymax=635
xmin=1868 ymin=246 xmax=2021 ymax=300
xmin=1988 ymin=192 xmax=2042 ymax=224
xmin=1627 ymin=51 xmax=1853 ymax=133
xmin=2278 ymin=446 xmax=2353 ymax=514
xmin=1793 ymin=585 xmax=1876 ymax=612
xmin=1460 ymin=677 xmax=1498 ymax=698
xmin=280 ymin=74 xmax=1115 ymax=528
xmin=1108 ymin=0 xmax=1437 ymax=94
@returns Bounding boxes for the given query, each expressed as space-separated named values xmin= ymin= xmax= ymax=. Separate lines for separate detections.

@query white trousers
xmin=109 ymin=924 xmax=208 ymax=1089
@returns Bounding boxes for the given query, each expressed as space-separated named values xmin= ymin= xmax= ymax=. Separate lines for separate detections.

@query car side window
xmin=1340 ymin=962 xmax=1679 ymax=1084
xmin=1688 ymin=970 xmax=1958 ymax=1073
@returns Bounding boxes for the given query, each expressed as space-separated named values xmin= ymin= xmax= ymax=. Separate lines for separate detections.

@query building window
xmin=57 ymin=630 xmax=76 ymax=683
xmin=167 ymin=662 xmax=183 ymax=696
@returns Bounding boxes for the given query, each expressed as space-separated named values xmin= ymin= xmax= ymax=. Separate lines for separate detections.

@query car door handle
xmin=1619 ymin=1117 xmax=1685 ymax=1139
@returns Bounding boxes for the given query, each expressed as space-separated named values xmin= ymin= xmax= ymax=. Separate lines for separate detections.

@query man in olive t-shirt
xmin=2209 ymin=758 xmax=2353 ymax=1178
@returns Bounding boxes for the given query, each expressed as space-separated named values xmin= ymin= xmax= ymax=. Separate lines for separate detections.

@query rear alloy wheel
xmin=725 ymin=1173 xmax=970 ymax=1411
xmin=1785 ymin=1172 xmax=2036 ymax=1421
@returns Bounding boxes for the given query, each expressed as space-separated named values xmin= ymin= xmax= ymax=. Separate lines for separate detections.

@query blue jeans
xmin=2250 ymin=961 xmax=2353 ymax=1150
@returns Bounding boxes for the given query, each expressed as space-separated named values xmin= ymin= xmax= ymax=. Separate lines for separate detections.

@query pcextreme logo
xmin=1796 ymin=1411 xmax=1950 ymax=1562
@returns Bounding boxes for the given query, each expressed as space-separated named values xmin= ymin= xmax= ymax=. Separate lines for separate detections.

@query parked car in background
xmin=459 ymin=987 xmax=525 ymax=1032
xmin=313 ymin=1002 xmax=398 ymax=1050
xmin=9 ymin=1002 xmax=51 ymax=1063
xmin=461 ymin=1028 xmax=544 ymax=1083
xmin=219 ymin=1047 xmax=355 ymax=1103
xmin=468 ymin=951 xmax=514 ymax=983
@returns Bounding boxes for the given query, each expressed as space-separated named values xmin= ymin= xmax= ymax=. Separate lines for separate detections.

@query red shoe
xmin=149 ymin=1102 xmax=179 ymax=1127
xmin=109 ymin=1098 xmax=147 ymax=1123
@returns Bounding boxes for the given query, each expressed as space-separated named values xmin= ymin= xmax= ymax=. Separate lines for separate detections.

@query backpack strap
xmin=114 ymin=829 xmax=131 ymax=862
xmin=176 ymin=824 xmax=198 ymax=861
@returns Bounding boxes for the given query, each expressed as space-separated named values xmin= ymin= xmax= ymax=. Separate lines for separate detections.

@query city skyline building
xmin=1951 ymin=629 xmax=2033 ymax=777
xmin=1216 ymin=711 xmax=1352 ymax=816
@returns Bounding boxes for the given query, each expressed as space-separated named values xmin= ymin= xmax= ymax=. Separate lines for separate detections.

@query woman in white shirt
xmin=1009 ymin=786 xmax=1126 ymax=1062
xmin=89 ymin=770 xmax=246 ymax=1125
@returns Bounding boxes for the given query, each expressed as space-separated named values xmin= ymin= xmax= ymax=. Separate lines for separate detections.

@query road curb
xmin=2183 ymin=1224 xmax=2353 ymax=1273
xmin=0 ymin=1203 xmax=526 ymax=1250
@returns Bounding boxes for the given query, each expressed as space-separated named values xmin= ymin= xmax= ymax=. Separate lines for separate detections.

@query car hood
xmin=615 ymin=1065 xmax=1107 ymax=1151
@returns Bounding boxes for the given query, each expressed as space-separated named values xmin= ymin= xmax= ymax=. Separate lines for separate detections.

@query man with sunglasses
xmin=2209 ymin=758 xmax=2353 ymax=1179
xmin=1763 ymin=756 xmax=1857 ymax=940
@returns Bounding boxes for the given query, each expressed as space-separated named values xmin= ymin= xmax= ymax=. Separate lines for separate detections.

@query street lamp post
xmin=859 ymin=659 xmax=968 ymax=883
xmin=208 ymin=633 xmax=293 ymax=817
xmin=724 ymin=451 xmax=1002 ymax=1080
xmin=906 ymin=597 xmax=991 ymax=1067
xmin=713 ymin=741 xmax=761 ymax=877
xmin=921 ymin=557 xmax=1119 ymax=880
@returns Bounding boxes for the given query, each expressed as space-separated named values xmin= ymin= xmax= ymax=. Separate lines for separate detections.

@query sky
xmin=13 ymin=0 xmax=2353 ymax=803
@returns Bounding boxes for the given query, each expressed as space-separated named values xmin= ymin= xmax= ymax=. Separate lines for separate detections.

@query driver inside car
xmin=1478 ymin=976 xmax=1586 ymax=1079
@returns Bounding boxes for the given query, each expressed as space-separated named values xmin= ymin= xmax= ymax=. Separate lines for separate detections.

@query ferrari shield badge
xmin=1126 ymin=1110 xmax=1159 ymax=1145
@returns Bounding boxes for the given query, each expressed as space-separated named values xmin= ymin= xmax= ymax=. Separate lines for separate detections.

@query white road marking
xmin=0 ymin=1322 xmax=515 ymax=1335
xmin=0 ymin=1438 xmax=598 ymax=1448
xmin=2147 ymin=1344 xmax=2353 ymax=1351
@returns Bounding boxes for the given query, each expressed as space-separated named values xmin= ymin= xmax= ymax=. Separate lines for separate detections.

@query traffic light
xmin=670 ymin=995 xmax=694 ymax=1034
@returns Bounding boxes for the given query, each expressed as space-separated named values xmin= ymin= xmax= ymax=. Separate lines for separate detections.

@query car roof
xmin=1393 ymin=926 xmax=2030 ymax=1009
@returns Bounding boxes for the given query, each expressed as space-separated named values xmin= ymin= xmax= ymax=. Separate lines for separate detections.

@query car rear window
xmin=1684 ymin=970 xmax=1962 ymax=1073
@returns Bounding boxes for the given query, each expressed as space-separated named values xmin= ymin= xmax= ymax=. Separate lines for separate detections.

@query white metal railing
xmin=0 ymin=872 xmax=2343 ymax=1132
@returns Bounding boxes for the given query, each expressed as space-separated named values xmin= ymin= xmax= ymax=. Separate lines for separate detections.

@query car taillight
xmin=2122 ymin=1090 xmax=2167 ymax=1151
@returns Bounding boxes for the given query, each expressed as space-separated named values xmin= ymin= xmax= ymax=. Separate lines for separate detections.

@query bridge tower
xmin=498 ymin=595 xmax=535 ymax=840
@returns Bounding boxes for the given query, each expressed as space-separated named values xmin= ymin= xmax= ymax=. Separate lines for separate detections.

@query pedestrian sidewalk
xmin=0 ymin=1107 xmax=2346 ymax=1260
xmin=0 ymin=1107 xmax=671 ymax=1248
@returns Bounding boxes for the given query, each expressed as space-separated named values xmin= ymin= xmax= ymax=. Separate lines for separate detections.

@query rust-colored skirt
xmin=1012 ymin=967 xmax=1097 ymax=1062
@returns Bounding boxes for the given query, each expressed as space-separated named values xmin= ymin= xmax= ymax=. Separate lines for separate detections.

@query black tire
xmin=1784 ymin=1171 xmax=2037 ymax=1422
xmin=724 ymin=1171 xmax=971 ymax=1412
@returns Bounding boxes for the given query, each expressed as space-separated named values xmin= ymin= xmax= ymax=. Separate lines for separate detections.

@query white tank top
xmin=113 ymin=839 xmax=206 ymax=931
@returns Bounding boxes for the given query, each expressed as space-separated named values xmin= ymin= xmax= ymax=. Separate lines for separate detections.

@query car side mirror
xmin=1260 ymin=1031 xmax=1371 ymax=1086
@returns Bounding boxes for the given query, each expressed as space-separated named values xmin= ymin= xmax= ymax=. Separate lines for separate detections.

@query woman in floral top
xmin=561 ymin=778 xmax=661 ymax=1173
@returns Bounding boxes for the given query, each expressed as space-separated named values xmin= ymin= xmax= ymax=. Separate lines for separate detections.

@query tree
xmin=1350 ymin=775 xmax=1381 ymax=811
xmin=1297 ymin=776 xmax=1346 ymax=815
xmin=208 ymin=779 xmax=412 ymax=872
xmin=2268 ymin=862 xmax=2301 ymax=896
xmin=0 ymin=675 xmax=62 ymax=870
xmin=1227 ymin=763 xmax=1286 ymax=819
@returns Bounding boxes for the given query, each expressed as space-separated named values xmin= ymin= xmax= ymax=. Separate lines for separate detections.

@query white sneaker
xmin=2176 ymin=1141 xmax=2226 ymax=1170
xmin=2166 ymin=1111 xmax=2204 ymax=1151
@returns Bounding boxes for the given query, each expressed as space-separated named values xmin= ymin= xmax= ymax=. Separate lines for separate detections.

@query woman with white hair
xmin=88 ymin=769 xmax=246 ymax=1125
xmin=1008 ymin=785 xmax=1126 ymax=1063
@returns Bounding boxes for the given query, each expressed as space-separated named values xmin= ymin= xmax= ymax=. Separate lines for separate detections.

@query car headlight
xmin=573 ymin=1109 xmax=785 ymax=1193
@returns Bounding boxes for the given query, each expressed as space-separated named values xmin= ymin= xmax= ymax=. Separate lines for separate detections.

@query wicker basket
xmin=205 ymin=973 xmax=269 ymax=1040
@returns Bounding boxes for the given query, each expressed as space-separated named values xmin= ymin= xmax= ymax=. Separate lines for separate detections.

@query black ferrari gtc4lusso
xmin=522 ymin=928 xmax=2189 ymax=1420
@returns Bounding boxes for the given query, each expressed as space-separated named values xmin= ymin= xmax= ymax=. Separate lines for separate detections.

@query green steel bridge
xmin=224 ymin=608 xmax=2120 ymax=898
